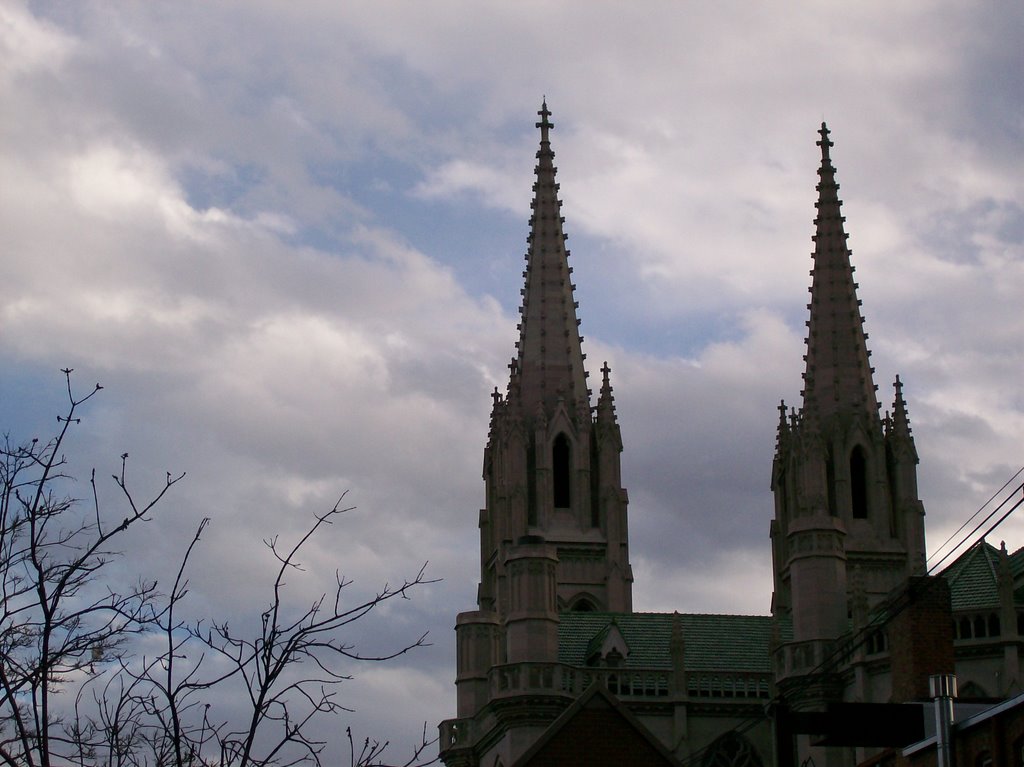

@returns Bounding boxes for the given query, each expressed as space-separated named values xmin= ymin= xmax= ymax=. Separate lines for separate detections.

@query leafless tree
xmin=1 ymin=372 xmax=437 ymax=767
xmin=0 ymin=370 xmax=179 ymax=766
xmin=114 ymin=505 xmax=435 ymax=767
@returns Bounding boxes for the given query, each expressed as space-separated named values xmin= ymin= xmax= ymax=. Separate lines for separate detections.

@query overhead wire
xmin=927 ymin=476 xmax=1024 ymax=575
xmin=926 ymin=465 xmax=1024 ymax=571
xmin=677 ymin=469 xmax=1024 ymax=767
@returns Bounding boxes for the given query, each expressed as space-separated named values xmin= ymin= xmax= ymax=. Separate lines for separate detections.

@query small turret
xmin=774 ymin=399 xmax=790 ymax=458
xmin=886 ymin=375 xmax=916 ymax=453
xmin=595 ymin=361 xmax=621 ymax=445
xmin=885 ymin=375 xmax=927 ymax=575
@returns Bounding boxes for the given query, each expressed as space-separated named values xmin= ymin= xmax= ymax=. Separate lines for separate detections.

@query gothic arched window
xmin=850 ymin=446 xmax=869 ymax=519
xmin=701 ymin=731 xmax=764 ymax=767
xmin=553 ymin=433 xmax=571 ymax=508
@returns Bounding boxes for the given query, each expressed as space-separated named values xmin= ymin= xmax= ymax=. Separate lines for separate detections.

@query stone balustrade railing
xmin=440 ymin=661 xmax=772 ymax=754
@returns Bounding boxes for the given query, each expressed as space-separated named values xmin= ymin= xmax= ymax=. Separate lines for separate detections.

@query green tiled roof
xmin=1009 ymin=546 xmax=1024 ymax=602
xmin=937 ymin=539 xmax=1024 ymax=609
xmin=558 ymin=612 xmax=774 ymax=672
xmin=941 ymin=540 xmax=1001 ymax=611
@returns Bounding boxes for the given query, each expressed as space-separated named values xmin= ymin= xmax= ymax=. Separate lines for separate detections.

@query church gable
xmin=584 ymin=619 xmax=630 ymax=666
xmin=511 ymin=684 xmax=680 ymax=767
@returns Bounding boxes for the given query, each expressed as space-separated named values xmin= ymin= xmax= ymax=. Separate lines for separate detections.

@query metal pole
xmin=930 ymin=674 xmax=957 ymax=767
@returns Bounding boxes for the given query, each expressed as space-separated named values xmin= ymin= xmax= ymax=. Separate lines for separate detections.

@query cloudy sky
xmin=2 ymin=0 xmax=1023 ymax=760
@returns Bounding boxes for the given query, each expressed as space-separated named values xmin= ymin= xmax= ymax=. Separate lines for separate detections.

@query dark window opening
xmin=703 ymin=731 xmax=765 ymax=767
xmin=572 ymin=598 xmax=595 ymax=612
xmin=553 ymin=433 xmax=571 ymax=508
xmin=989 ymin=614 xmax=1001 ymax=637
xmin=866 ymin=630 xmax=887 ymax=655
xmin=851 ymin=446 xmax=868 ymax=519
xmin=959 ymin=617 xmax=972 ymax=639
xmin=974 ymin=615 xmax=987 ymax=639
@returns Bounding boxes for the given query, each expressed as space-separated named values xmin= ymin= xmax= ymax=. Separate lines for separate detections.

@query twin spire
xmin=510 ymin=108 xmax=911 ymax=445
xmin=801 ymin=122 xmax=886 ymax=425
xmin=798 ymin=124 xmax=880 ymax=423
xmin=774 ymin=122 xmax=914 ymax=457
xmin=511 ymin=101 xmax=592 ymax=419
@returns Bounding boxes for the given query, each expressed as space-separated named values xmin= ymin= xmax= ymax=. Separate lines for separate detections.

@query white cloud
xmin=0 ymin=2 xmax=77 ymax=78
xmin=2 ymin=0 xmax=1022 ymax=761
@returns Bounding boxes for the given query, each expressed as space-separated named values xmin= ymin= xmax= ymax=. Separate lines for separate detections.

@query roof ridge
xmin=942 ymin=539 xmax=998 ymax=582
xmin=561 ymin=610 xmax=772 ymax=619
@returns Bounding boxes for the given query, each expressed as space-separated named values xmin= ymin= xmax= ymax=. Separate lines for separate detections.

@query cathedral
xmin=437 ymin=104 xmax=1024 ymax=767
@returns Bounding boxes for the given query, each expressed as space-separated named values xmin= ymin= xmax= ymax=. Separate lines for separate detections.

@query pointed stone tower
xmin=770 ymin=124 xmax=927 ymax=708
xmin=452 ymin=102 xmax=633 ymax=729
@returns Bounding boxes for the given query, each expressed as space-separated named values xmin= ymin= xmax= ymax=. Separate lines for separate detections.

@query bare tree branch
xmin=1 ymin=372 xmax=437 ymax=767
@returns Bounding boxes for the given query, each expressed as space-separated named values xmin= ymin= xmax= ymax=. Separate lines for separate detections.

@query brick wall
xmin=888 ymin=577 xmax=954 ymax=704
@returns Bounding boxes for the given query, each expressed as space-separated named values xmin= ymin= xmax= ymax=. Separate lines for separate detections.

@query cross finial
xmin=817 ymin=121 xmax=833 ymax=163
xmin=536 ymin=99 xmax=553 ymax=143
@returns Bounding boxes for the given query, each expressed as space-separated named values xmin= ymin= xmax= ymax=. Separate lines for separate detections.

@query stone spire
xmin=774 ymin=399 xmax=789 ymax=458
xmin=887 ymin=375 xmax=917 ymax=453
xmin=513 ymin=100 xmax=590 ymax=419
xmin=454 ymin=107 xmax=634 ymax=737
xmin=596 ymin=362 xmax=616 ymax=421
xmin=772 ymin=123 xmax=930 ymax=665
xmin=801 ymin=123 xmax=879 ymax=425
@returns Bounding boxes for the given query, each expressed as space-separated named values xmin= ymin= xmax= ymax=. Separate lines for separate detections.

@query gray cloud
xmin=2 ymin=0 xmax=1022 ymax=760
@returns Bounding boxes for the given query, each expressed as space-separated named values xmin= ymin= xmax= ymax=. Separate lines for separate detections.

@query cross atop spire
xmin=536 ymin=99 xmax=553 ymax=143
xmin=597 ymin=362 xmax=616 ymax=420
xmin=817 ymin=122 xmax=833 ymax=164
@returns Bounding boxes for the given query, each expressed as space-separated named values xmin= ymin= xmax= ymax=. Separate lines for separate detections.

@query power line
xmin=928 ymin=478 xmax=1024 ymax=575
xmin=927 ymin=465 xmax=1024 ymax=568
xmin=679 ymin=469 xmax=1024 ymax=767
